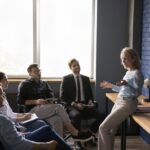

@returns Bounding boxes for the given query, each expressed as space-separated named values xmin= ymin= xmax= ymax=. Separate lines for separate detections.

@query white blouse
xmin=0 ymin=98 xmax=17 ymax=122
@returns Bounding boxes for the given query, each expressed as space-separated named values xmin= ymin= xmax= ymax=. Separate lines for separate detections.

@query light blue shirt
xmin=0 ymin=114 xmax=34 ymax=150
xmin=112 ymin=70 xmax=144 ymax=99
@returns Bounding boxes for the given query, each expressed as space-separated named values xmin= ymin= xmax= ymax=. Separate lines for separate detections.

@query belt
xmin=118 ymin=96 xmax=136 ymax=101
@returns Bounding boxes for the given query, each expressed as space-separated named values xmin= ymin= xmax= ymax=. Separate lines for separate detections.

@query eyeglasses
xmin=31 ymin=68 xmax=41 ymax=74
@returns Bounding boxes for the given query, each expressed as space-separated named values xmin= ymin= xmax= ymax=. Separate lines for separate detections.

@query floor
xmin=68 ymin=136 xmax=150 ymax=150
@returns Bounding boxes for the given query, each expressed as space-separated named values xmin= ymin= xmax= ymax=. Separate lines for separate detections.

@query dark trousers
xmin=23 ymin=119 xmax=47 ymax=132
xmin=69 ymin=107 xmax=105 ymax=133
xmin=25 ymin=125 xmax=71 ymax=150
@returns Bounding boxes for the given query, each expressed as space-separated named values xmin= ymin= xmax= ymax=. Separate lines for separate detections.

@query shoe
xmin=85 ymin=139 xmax=97 ymax=147
xmin=75 ymin=141 xmax=84 ymax=150
xmin=88 ymin=129 xmax=98 ymax=143
xmin=72 ymin=131 xmax=93 ymax=142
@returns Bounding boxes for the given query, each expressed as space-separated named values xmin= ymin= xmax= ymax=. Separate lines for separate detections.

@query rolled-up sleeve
xmin=112 ymin=84 xmax=121 ymax=92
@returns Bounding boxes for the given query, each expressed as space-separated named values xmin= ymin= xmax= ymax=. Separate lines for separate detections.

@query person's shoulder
xmin=131 ymin=70 xmax=144 ymax=79
xmin=133 ymin=70 xmax=142 ymax=75
xmin=81 ymin=74 xmax=89 ymax=79
xmin=41 ymin=80 xmax=50 ymax=86
xmin=136 ymin=70 xmax=144 ymax=78
xmin=19 ymin=79 xmax=32 ymax=86
xmin=63 ymin=74 xmax=74 ymax=79
xmin=41 ymin=79 xmax=47 ymax=83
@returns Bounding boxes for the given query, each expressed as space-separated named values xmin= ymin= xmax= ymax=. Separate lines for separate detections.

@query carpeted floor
xmin=66 ymin=134 xmax=98 ymax=150
xmin=66 ymin=136 xmax=150 ymax=150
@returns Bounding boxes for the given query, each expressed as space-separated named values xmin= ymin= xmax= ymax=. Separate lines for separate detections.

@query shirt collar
xmin=73 ymin=73 xmax=80 ymax=78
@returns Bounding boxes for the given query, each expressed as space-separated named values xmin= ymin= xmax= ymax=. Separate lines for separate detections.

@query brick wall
xmin=141 ymin=0 xmax=150 ymax=96
xmin=140 ymin=0 xmax=150 ymax=144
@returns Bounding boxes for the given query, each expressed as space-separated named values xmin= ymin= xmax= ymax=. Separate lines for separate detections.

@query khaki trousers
xmin=98 ymin=97 xmax=137 ymax=150
xmin=30 ymin=104 xmax=71 ymax=137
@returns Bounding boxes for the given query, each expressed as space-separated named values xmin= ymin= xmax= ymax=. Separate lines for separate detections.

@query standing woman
xmin=99 ymin=47 xmax=144 ymax=150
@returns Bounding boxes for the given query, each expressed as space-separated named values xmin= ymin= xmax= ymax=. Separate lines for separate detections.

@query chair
xmin=66 ymin=100 xmax=99 ymax=131
xmin=17 ymin=104 xmax=27 ymax=113
xmin=63 ymin=100 xmax=99 ymax=148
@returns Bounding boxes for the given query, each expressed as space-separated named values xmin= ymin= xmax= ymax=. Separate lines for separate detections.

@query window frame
xmin=7 ymin=0 xmax=97 ymax=80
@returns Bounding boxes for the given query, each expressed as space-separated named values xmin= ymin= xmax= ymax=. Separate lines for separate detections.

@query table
xmin=105 ymin=93 xmax=150 ymax=150
xmin=132 ymin=113 xmax=150 ymax=134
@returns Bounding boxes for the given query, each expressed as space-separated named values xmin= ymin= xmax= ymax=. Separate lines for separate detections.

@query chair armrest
xmin=17 ymin=104 xmax=27 ymax=113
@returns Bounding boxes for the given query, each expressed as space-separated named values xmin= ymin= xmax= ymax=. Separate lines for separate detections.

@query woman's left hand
xmin=116 ymin=80 xmax=127 ymax=86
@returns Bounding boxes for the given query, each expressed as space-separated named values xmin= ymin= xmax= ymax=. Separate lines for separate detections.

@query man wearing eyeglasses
xmin=17 ymin=64 xmax=92 ymax=141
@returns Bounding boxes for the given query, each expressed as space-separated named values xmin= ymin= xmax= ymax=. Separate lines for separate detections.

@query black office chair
xmin=67 ymin=100 xmax=99 ymax=129
xmin=17 ymin=104 xmax=27 ymax=113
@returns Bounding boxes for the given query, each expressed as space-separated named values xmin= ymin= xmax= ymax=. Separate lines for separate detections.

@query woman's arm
xmin=100 ymin=80 xmax=121 ymax=92
xmin=100 ymin=80 xmax=113 ymax=89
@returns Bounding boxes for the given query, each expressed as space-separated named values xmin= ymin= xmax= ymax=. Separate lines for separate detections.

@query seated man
xmin=17 ymin=65 xmax=91 ymax=141
xmin=60 ymin=58 xmax=105 ymax=147
xmin=0 ymin=113 xmax=72 ymax=150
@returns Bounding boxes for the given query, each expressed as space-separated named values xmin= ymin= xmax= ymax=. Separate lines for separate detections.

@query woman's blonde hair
xmin=120 ymin=47 xmax=141 ymax=69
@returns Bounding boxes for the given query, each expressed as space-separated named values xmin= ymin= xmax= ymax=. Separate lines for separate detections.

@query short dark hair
xmin=27 ymin=64 xmax=39 ymax=73
xmin=68 ymin=58 xmax=79 ymax=68
xmin=0 ymin=72 xmax=5 ymax=81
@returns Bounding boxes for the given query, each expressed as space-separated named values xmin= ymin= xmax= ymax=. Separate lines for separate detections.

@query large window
xmin=0 ymin=0 xmax=33 ymax=75
xmin=0 ymin=0 xmax=96 ymax=78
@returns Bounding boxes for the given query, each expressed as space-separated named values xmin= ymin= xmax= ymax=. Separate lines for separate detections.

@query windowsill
xmin=8 ymin=78 xmax=62 ymax=83
xmin=8 ymin=78 xmax=95 ymax=84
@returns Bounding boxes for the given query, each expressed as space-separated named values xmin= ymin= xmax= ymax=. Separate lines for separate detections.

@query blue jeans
xmin=23 ymin=119 xmax=47 ymax=132
xmin=25 ymin=125 xmax=71 ymax=150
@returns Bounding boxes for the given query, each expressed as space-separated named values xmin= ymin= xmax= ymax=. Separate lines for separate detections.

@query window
xmin=0 ymin=0 xmax=33 ymax=76
xmin=0 ymin=0 xmax=96 ymax=78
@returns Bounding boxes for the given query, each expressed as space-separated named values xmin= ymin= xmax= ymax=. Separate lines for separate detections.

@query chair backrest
xmin=17 ymin=104 xmax=28 ymax=113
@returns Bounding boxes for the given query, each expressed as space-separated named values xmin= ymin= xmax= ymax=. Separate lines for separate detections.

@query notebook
xmin=22 ymin=113 xmax=38 ymax=124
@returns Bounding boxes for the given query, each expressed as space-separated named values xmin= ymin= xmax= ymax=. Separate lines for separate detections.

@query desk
xmin=106 ymin=93 xmax=150 ymax=109
xmin=132 ymin=113 xmax=150 ymax=134
xmin=105 ymin=93 xmax=150 ymax=150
